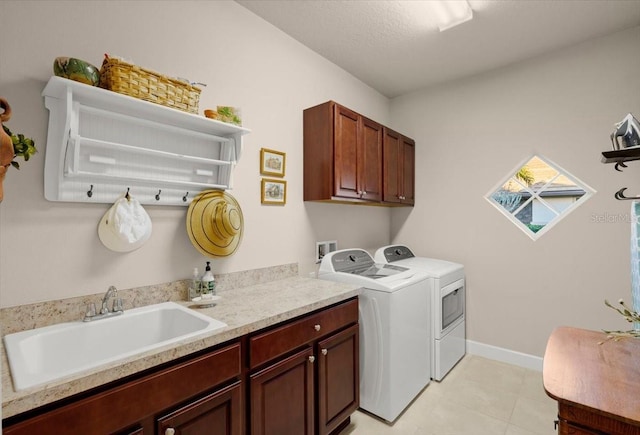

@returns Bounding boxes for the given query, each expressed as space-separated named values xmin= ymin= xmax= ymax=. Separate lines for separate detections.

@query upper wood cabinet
xmin=304 ymin=101 xmax=383 ymax=204
xmin=304 ymin=101 xmax=414 ymax=206
xmin=383 ymin=128 xmax=415 ymax=205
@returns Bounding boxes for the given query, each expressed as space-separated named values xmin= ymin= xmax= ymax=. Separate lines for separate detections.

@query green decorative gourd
xmin=53 ymin=57 xmax=100 ymax=86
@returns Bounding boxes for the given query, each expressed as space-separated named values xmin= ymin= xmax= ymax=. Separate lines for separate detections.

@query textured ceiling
xmin=236 ymin=0 xmax=640 ymax=98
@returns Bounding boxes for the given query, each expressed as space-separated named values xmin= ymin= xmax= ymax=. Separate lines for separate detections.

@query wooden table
xmin=543 ymin=326 xmax=640 ymax=434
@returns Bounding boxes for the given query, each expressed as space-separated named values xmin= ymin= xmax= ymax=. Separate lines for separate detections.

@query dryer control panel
xmin=382 ymin=245 xmax=416 ymax=262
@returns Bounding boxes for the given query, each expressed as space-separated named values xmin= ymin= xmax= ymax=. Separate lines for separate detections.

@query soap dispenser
xmin=188 ymin=267 xmax=201 ymax=300
xmin=201 ymin=261 xmax=216 ymax=296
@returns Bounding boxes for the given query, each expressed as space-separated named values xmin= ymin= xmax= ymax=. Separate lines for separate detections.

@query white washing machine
xmin=318 ymin=248 xmax=431 ymax=423
xmin=375 ymin=245 xmax=465 ymax=381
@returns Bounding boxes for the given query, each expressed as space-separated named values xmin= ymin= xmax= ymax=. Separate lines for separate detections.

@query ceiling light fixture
xmin=429 ymin=0 xmax=473 ymax=32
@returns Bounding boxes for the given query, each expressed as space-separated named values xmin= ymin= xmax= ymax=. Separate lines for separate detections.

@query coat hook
xmin=125 ymin=187 xmax=131 ymax=201
xmin=183 ymin=192 xmax=189 ymax=202
xmin=614 ymin=162 xmax=628 ymax=172
xmin=614 ymin=187 xmax=640 ymax=201
xmin=87 ymin=184 xmax=94 ymax=198
xmin=155 ymin=189 xmax=162 ymax=201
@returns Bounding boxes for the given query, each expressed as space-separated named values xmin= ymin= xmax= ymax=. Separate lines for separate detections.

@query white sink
xmin=3 ymin=302 xmax=227 ymax=391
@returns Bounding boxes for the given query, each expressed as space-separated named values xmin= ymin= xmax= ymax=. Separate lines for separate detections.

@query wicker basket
xmin=99 ymin=57 xmax=201 ymax=113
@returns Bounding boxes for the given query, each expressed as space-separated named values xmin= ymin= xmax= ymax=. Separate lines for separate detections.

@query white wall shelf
xmin=42 ymin=76 xmax=250 ymax=206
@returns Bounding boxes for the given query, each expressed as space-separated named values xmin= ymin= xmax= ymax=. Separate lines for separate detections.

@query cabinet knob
xmin=308 ymin=355 xmax=316 ymax=363
xmin=314 ymin=324 xmax=321 ymax=331
xmin=165 ymin=428 xmax=176 ymax=435
xmin=321 ymin=348 xmax=328 ymax=356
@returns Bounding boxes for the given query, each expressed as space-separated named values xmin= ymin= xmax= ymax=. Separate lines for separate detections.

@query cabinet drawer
xmin=4 ymin=342 xmax=242 ymax=435
xmin=250 ymin=299 xmax=358 ymax=369
xmin=558 ymin=420 xmax=604 ymax=435
xmin=558 ymin=403 xmax=640 ymax=435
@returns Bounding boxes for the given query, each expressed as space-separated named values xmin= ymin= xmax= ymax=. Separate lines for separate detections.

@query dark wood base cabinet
xmin=249 ymin=299 xmax=359 ymax=435
xmin=3 ymin=298 xmax=359 ymax=435
xmin=3 ymin=343 xmax=243 ymax=435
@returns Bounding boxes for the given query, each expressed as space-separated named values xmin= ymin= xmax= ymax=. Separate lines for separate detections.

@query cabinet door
xmin=157 ymin=381 xmax=242 ymax=435
xmin=334 ymin=105 xmax=360 ymax=199
xmin=250 ymin=347 xmax=315 ymax=435
xmin=382 ymin=128 xmax=415 ymax=205
xmin=401 ymin=135 xmax=415 ymax=205
xmin=382 ymin=128 xmax=401 ymax=203
xmin=317 ymin=324 xmax=360 ymax=435
xmin=359 ymin=117 xmax=383 ymax=202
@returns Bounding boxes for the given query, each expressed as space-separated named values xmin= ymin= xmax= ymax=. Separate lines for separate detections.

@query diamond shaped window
xmin=486 ymin=155 xmax=595 ymax=240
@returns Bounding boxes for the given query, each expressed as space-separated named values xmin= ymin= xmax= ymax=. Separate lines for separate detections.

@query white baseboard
xmin=466 ymin=340 xmax=543 ymax=372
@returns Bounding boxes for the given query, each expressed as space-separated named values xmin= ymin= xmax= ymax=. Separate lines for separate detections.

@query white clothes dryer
xmin=375 ymin=245 xmax=465 ymax=381
xmin=318 ymin=248 xmax=431 ymax=423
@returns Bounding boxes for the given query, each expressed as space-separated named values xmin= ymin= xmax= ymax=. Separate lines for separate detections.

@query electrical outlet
xmin=316 ymin=240 xmax=338 ymax=263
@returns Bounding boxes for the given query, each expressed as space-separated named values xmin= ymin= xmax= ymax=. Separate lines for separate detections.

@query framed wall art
xmin=260 ymin=148 xmax=286 ymax=177
xmin=261 ymin=178 xmax=287 ymax=205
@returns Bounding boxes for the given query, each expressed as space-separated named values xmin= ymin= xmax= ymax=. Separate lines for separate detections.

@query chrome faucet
xmin=84 ymin=286 xmax=124 ymax=322
xmin=101 ymin=285 xmax=118 ymax=314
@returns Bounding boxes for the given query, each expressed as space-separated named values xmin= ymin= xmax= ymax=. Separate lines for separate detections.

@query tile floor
xmin=342 ymin=355 xmax=558 ymax=435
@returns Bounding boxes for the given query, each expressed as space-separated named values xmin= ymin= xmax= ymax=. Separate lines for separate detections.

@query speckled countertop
xmin=1 ymin=271 xmax=360 ymax=419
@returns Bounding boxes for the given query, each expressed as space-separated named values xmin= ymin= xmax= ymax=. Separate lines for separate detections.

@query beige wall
xmin=0 ymin=0 xmax=392 ymax=307
xmin=2 ymin=1 xmax=638 ymax=359
xmin=389 ymin=26 xmax=640 ymax=357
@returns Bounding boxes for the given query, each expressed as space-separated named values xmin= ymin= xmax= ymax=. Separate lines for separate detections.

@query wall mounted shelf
xmin=42 ymin=76 xmax=250 ymax=206
xmin=601 ymin=148 xmax=640 ymax=165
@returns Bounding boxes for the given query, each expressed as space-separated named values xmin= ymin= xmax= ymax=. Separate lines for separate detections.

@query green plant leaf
xmin=3 ymin=125 xmax=36 ymax=165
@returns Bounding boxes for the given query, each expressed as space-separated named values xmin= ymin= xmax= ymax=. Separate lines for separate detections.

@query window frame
xmin=485 ymin=154 xmax=596 ymax=240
